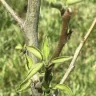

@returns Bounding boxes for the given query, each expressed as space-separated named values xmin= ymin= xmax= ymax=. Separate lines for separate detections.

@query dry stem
xmin=60 ymin=18 xmax=96 ymax=84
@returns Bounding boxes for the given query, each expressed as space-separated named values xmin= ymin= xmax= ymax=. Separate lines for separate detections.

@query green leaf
xmin=21 ymin=62 xmax=44 ymax=85
xmin=66 ymin=0 xmax=83 ymax=5
xmin=27 ymin=46 xmax=43 ymax=60
xmin=17 ymin=80 xmax=31 ymax=92
xmin=51 ymin=56 xmax=72 ymax=64
xmin=42 ymin=36 xmax=50 ymax=60
xmin=25 ymin=55 xmax=33 ymax=70
xmin=15 ymin=44 xmax=23 ymax=50
xmin=53 ymin=84 xmax=72 ymax=95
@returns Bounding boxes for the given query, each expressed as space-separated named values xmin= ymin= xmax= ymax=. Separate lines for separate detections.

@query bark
xmin=23 ymin=0 xmax=41 ymax=96
xmin=44 ymin=8 xmax=72 ymax=87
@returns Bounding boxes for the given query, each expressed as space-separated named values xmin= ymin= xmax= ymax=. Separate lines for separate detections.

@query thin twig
xmin=60 ymin=18 xmax=96 ymax=84
xmin=0 ymin=0 xmax=23 ymax=27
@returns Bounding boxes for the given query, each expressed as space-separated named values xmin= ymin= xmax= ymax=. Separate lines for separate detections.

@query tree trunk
xmin=23 ymin=0 xmax=41 ymax=96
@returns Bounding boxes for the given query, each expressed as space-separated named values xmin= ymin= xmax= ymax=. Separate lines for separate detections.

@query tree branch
xmin=23 ymin=0 xmax=42 ymax=96
xmin=60 ymin=18 xmax=96 ymax=84
xmin=0 ymin=0 xmax=23 ymax=27
xmin=44 ymin=8 xmax=72 ymax=87
xmin=53 ymin=17 xmax=96 ymax=96
xmin=50 ymin=8 xmax=72 ymax=60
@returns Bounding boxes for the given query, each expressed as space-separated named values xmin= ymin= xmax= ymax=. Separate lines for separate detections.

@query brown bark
xmin=44 ymin=8 xmax=72 ymax=86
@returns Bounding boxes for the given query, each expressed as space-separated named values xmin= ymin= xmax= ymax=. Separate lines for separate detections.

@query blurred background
xmin=0 ymin=0 xmax=96 ymax=96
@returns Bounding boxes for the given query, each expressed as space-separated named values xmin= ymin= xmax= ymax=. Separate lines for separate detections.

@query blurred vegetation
xmin=0 ymin=0 xmax=96 ymax=96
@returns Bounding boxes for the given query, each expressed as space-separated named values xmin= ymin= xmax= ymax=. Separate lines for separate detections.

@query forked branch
xmin=0 ymin=0 xmax=23 ymax=28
